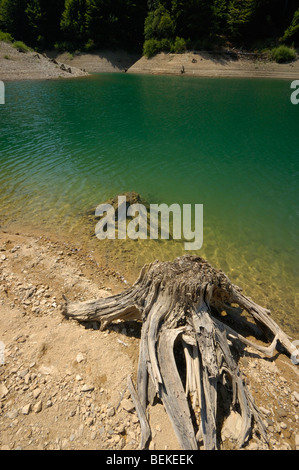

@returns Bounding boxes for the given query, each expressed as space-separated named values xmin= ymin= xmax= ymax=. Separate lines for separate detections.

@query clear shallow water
xmin=0 ymin=74 xmax=298 ymax=335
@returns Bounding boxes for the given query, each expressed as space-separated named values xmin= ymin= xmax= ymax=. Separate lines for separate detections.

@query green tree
xmin=25 ymin=0 xmax=65 ymax=48
xmin=226 ymin=0 xmax=256 ymax=39
xmin=61 ymin=0 xmax=88 ymax=47
xmin=172 ymin=0 xmax=216 ymax=40
xmin=0 ymin=0 xmax=29 ymax=41
xmin=281 ymin=8 xmax=299 ymax=44
xmin=144 ymin=4 xmax=175 ymax=41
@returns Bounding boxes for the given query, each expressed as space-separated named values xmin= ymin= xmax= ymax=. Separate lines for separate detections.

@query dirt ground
xmin=128 ymin=50 xmax=299 ymax=79
xmin=0 ymin=227 xmax=298 ymax=451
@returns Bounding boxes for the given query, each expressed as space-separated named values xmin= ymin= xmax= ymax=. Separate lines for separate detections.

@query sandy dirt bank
xmin=50 ymin=49 xmax=140 ymax=75
xmin=127 ymin=51 xmax=299 ymax=80
xmin=0 ymin=228 xmax=298 ymax=450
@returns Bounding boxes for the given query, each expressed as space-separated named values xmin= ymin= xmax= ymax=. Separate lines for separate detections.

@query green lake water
xmin=0 ymin=73 xmax=298 ymax=335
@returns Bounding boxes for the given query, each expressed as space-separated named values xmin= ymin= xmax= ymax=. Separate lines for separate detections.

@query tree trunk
xmin=62 ymin=255 xmax=298 ymax=450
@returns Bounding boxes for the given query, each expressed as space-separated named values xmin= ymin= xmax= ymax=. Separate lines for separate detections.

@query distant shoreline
xmin=128 ymin=50 xmax=299 ymax=80
xmin=1 ymin=41 xmax=299 ymax=81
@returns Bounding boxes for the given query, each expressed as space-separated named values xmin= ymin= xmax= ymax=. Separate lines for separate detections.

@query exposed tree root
xmin=62 ymin=255 xmax=298 ymax=450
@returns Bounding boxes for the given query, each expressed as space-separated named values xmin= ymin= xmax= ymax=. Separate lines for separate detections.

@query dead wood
xmin=62 ymin=255 xmax=298 ymax=450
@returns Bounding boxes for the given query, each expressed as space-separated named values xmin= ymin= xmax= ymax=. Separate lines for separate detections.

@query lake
xmin=0 ymin=73 xmax=298 ymax=335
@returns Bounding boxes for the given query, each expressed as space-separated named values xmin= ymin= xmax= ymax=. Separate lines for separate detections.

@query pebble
xmin=0 ymin=384 xmax=9 ymax=398
xmin=33 ymin=400 xmax=42 ymax=413
xmin=121 ymin=399 xmax=135 ymax=413
xmin=81 ymin=384 xmax=94 ymax=392
xmin=107 ymin=407 xmax=115 ymax=417
xmin=22 ymin=404 xmax=31 ymax=415
xmin=76 ymin=353 xmax=84 ymax=363
xmin=260 ymin=407 xmax=271 ymax=416
xmin=276 ymin=407 xmax=288 ymax=419
xmin=33 ymin=388 xmax=41 ymax=399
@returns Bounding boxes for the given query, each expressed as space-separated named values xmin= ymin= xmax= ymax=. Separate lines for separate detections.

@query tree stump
xmin=62 ymin=255 xmax=298 ymax=450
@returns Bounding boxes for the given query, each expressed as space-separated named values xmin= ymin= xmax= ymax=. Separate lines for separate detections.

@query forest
xmin=0 ymin=0 xmax=298 ymax=55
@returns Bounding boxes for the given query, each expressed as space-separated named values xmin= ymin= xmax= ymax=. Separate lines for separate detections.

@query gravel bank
xmin=0 ymin=228 xmax=298 ymax=450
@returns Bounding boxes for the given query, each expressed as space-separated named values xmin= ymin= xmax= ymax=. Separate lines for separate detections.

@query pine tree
xmin=61 ymin=0 xmax=88 ymax=47
xmin=0 ymin=0 xmax=28 ymax=41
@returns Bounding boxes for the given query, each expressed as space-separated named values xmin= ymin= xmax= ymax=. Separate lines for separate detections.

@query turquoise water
xmin=0 ymin=74 xmax=298 ymax=335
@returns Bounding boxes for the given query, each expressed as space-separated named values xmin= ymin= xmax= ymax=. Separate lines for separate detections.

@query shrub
xmin=85 ymin=38 xmax=95 ymax=51
xmin=54 ymin=41 xmax=76 ymax=52
xmin=143 ymin=37 xmax=188 ymax=58
xmin=171 ymin=37 xmax=187 ymax=53
xmin=0 ymin=30 xmax=13 ymax=43
xmin=143 ymin=38 xmax=161 ymax=58
xmin=160 ymin=38 xmax=172 ymax=52
xmin=270 ymin=45 xmax=296 ymax=63
xmin=12 ymin=41 xmax=32 ymax=53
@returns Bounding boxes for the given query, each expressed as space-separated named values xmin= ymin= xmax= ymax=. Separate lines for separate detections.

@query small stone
xmin=116 ymin=424 xmax=126 ymax=435
xmin=107 ymin=407 xmax=115 ymax=417
xmin=22 ymin=404 xmax=31 ymax=415
xmin=0 ymin=383 xmax=9 ymax=398
xmin=33 ymin=388 xmax=41 ymax=399
xmin=86 ymin=417 xmax=94 ymax=427
xmin=276 ymin=407 xmax=287 ymax=420
xmin=18 ymin=369 xmax=29 ymax=379
xmin=34 ymin=400 xmax=42 ymax=413
xmin=260 ymin=407 xmax=271 ymax=416
xmin=121 ymin=398 xmax=135 ymax=413
xmin=76 ymin=353 xmax=84 ymax=363
xmin=222 ymin=411 xmax=243 ymax=442
xmin=295 ymin=434 xmax=299 ymax=450
xmin=81 ymin=384 xmax=94 ymax=392
xmin=292 ymin=391 xmax=299 ymax=403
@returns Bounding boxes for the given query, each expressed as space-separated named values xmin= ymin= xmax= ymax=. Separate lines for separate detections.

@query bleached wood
xmin=63 ymin=254 xmax=296 ymax=450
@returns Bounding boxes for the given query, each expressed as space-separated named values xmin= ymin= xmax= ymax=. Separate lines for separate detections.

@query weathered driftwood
xmin=62 ymin=255 xmax=297 ymax=450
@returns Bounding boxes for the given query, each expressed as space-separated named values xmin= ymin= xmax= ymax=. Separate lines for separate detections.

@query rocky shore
xmin=0 ymin=228 xmax=298 ymax=451
xmin=0 ymin=42 xmax=88 ymax=81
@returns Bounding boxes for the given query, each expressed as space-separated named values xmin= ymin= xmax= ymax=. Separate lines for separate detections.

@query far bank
xmin=1 ymin=41 xmax=299 ymax=81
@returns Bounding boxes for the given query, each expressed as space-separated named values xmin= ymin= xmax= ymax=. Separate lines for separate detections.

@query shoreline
xmin=0 ymin=225 xmax=298 ymax=450
xmin=127 ymin=51 xmax=299 ymax=80
xmin=0 ymin=42 xmax=89 ymax=81
xmin=1 ymin=41 xmax=299 ymax=81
